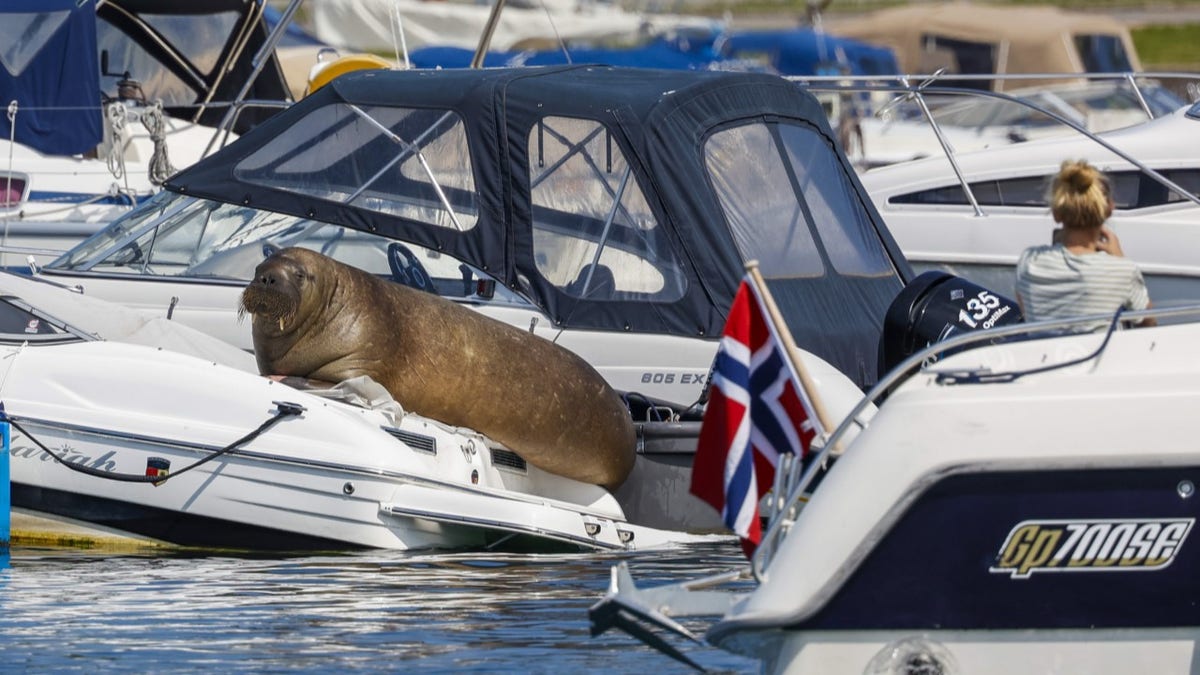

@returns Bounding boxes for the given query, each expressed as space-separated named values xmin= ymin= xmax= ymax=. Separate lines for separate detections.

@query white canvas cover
xmin=828 ymin=2 xmax=1141 ymax=91
xmin=308 ymin=0 xmax=720 ymax=53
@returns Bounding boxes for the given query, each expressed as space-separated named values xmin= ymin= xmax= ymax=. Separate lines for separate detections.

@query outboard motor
xmin=878 ymin=271 xmax=1023 ymax=379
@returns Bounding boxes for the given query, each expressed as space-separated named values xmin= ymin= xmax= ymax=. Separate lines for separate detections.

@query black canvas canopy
xmin=97 ymin=0 xmax=293 ymax=133
xmin=168 ymin=65 xmax=910 ymax=388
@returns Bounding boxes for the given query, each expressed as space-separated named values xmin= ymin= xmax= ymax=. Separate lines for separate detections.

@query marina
xmin=1 ymin=0 xmax=1198 ymax=671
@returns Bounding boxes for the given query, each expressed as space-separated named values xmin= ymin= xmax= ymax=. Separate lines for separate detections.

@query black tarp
xmin=168 ymin=65 xmax=911 ymax=388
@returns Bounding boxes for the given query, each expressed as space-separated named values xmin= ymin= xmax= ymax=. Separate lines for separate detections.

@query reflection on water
xmin=0 ymin=541 xmax=756 ymax=673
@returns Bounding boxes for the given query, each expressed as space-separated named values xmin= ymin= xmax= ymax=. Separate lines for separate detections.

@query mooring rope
xmin=1 ymin=401 xmax=305 ymax=486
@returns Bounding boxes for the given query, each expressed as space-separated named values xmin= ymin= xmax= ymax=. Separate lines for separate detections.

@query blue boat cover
xmin=409 ymin=35 xmax=741 ymax=71
xmin=408 ymin=28 xmax=898 ymax=77
xmin=0 ymin=0 xmax=102 ymax=156
xmin=720 ymin=28 xmax=899 ymax=76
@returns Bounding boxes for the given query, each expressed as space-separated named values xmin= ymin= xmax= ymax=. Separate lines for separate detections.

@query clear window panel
xmin=235 ymin=103 xmax=478 ymax=231
xmin=141 ymin=12 xmax=240 ymax=77
xmin=98 ymin=17 xmax=194 ymax=106
xmin=779 ymin=124 xmax=892 ymax=277
xmin=528 ymin=116 xmax=686 ymax=301
xmin=705 ymin=123 xmax=824 ymax=278
xmin=0 ymin=11 xmax=69 ymax=76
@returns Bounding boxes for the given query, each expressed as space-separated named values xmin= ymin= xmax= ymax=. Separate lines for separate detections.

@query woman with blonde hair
xmin=1015 ymin=159 xmax=1156 ymax=329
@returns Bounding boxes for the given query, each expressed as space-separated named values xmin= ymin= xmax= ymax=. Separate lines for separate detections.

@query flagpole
xmin=744 ymin=261 xmax=837 ymax=442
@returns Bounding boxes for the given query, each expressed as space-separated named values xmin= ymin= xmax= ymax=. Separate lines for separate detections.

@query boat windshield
xmin=45 ymin=190 xmax=523 ymax=303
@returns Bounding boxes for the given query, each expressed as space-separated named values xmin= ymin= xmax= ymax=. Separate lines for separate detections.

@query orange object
xmin=304 ymin=54 xmax=392 ymax=96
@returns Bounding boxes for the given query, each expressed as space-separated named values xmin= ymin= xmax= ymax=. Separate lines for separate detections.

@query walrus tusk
xmin=278 ymin=317 xmax=285 ymax=331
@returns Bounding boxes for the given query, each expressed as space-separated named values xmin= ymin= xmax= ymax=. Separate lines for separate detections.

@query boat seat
xmin=565 ymin=264 xmax=616 ymax=299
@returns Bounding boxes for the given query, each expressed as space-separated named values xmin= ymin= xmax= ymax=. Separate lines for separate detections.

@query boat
xmin=856 ymin=88 xmax=1200 ymax=310
xmin=27 ymin=64 xmax=911 ymax=533
xmin=825 ymin=2 xmax=1142 ymax=92
xmin=0 ymin=0 xmax=300 ymax=265
xmin=837 ymin=77 xmax=1186 ymax=170
xmin=406 ymin=26 xmax=899 ymax=80
xmin=0 ymin=269 xmax=729 ymax=552
xmin=589 ymin=280 xmax=1200 ymax=673
xmin=406 ymin=30 xmax=756 ymax=73
xmin=33 ymin=64 xmax=909 ymax=399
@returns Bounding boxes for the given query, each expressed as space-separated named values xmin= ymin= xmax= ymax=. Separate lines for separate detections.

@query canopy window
xmin=920 ymin=35 xmax=996 ymax=91
xmin=528 ymin=116 xmax=687 ymax=302
xmin=96 ymin=10 xmax=241 ymax=105
xmin=235 ymin=103 xmax=479 ymax=231
xmin=0 ymin=10 xmax=72 ymax=76
xmin=704 ymin=120 xmax=893 ymax=279
xmin=1074 ymin=34 xmax=1134 ymax=72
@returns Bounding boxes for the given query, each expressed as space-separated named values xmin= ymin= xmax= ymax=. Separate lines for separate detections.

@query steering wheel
xmin=387 ymin=242 xmax=435 ymax=293
xmin=111 ymin=241 xmax=144 ymax=266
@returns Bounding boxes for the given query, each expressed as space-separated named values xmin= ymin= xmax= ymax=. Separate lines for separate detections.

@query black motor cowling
xmin=878 ymin=271 xmax=1023 ymax=379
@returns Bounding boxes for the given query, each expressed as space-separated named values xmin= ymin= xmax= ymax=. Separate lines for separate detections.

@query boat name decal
xmin=639 ymin=371 xmax=708 ymax=386
xmin=9 ymin=437 xmax=117 ymax=473
xmin=989 ymin=518 xmax=1193 ymax=579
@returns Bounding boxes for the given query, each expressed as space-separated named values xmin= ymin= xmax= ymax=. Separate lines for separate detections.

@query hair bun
xmin=1061 ymin=162 xmax=1096 ymax=193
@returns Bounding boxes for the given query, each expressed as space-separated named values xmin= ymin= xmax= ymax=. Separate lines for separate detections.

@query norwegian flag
xmin=690 ymin=275 xmax=820 ymax=557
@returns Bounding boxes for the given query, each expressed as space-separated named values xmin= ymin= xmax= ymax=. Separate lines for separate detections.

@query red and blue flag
xmin=690 ymin=275 xmax=820 ymax=557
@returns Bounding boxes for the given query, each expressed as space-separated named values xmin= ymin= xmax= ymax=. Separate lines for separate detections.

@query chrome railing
xmin=787 ymin=71 xmax=1200 ymax=209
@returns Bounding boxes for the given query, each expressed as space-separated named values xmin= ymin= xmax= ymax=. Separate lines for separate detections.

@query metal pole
xmin=1 ymin=420 xmax=9 ymax=550
xmin=470 ymin=0 xmax=508 ymax=69
xmin=202 ymin=0 xmax=304 ymax=158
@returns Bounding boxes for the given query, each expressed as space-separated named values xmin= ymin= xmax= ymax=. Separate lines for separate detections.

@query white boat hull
xmin=2 ymin=339 xmax=692 ymax=551
xmin=590 ymin=311 xmax=1200 ymax=674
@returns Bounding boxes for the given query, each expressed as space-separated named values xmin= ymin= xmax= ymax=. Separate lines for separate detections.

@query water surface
xmin=0 ymin=541 xmax=756 ymax=673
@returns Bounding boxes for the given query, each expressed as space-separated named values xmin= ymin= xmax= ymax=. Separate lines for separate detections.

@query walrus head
xmin=239 ymin=249 xmax=311 ymax=332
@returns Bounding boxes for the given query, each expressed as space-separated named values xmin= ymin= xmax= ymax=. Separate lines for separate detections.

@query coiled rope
xmin=141 ymin=99 xmax=176 ymax=186
xmin=103 ymin=101 xmax=128 ymax=181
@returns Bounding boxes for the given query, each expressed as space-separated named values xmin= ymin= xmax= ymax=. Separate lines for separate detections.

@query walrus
xmin=239 ymin=246 xmax=636 ymax=488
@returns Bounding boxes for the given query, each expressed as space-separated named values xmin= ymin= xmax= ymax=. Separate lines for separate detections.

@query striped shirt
xmin=1016 ymin=244 xmax=1150 ymax=330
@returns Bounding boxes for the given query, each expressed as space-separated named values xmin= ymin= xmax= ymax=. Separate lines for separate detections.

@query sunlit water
xmin=0 ymin=541 xmax=757 ymax=673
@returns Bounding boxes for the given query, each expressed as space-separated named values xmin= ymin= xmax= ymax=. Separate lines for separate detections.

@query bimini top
xmin=168 ymin=65 xmax=910 ymax=388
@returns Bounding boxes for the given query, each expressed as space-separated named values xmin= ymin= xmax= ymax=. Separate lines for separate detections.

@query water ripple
xmin=0 ymin=543 xmax=757 ymax=673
